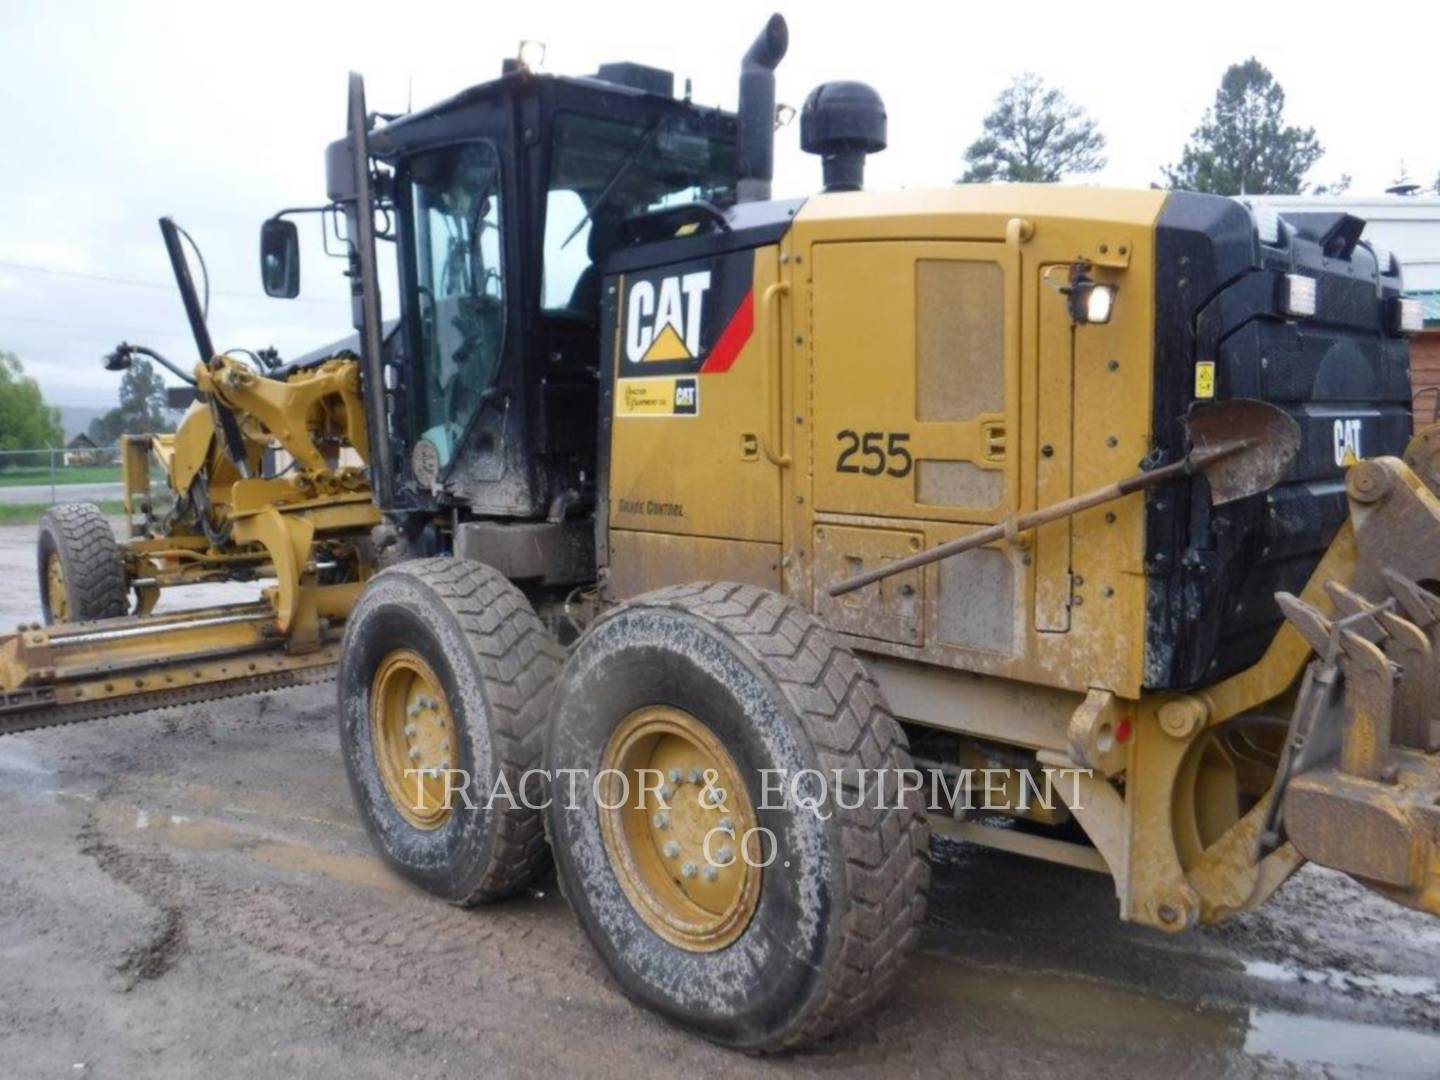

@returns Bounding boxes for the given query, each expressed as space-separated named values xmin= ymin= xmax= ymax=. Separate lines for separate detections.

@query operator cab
xmin=339 ymin=63 xmax=738 ymax=523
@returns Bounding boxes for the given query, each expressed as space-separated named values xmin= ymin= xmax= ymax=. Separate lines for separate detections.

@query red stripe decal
xmin=699 ymin=288 xmax=754 ymax=374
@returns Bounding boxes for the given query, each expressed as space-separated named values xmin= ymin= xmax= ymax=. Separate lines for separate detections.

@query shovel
xmin=826 ymin=399 xmax=1301 ymax=598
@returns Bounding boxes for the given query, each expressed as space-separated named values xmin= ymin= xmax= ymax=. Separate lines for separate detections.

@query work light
xmin=1065 ymin=262 xmax=1116 ymax=325
xmin=517 ymin=40 xmax=547 ymax=71
xmin=1390 ymin=296 xmax=1424 ymax=335
xmin=1283 ymin=273 xmax=1317 ymax=318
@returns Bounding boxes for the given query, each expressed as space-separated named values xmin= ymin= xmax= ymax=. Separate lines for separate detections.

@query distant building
xmin=1248 ymin=195 xmax=1440 ymax=429
xmin=63 ymin=433 xmax=103 ymax=467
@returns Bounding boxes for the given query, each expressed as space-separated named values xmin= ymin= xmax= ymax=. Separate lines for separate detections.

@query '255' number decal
xmin=835 ymin=430 xmax=913 ymax=477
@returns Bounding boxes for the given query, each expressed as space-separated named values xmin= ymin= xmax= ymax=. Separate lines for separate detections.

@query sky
xmin=2 ymin=0 xmax=1438 ymax=411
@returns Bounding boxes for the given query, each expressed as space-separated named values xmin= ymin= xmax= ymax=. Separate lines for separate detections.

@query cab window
xmin=541 ymin=112 xmax=735 ymax=319
xmin=403 ymin=142 xmax=505 ymax=469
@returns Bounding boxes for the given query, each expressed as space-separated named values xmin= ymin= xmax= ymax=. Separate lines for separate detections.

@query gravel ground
xmin=2 ymin=521 xmax=1439 ymax=1079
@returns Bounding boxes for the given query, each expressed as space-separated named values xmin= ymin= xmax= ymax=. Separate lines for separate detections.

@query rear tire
xmin=338 ymin=557 xmax=563 ymax=903
xmin=36 ymin=502 xmax=127 ymax=624
xmin=545 ymin=582 xmax=929 ymax=1051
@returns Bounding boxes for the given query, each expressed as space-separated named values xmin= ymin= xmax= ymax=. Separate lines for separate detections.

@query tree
xmin=0 ymin=350 xmax=64 ymax=454
xmin=1313 ymin=173 xmax=1352 ymax=196
xmin=88 ymin=358 xmax=175 ymax=445
xmin=1163 ymin=58 xmax=1322 ymax=195
xmin=960 ymin=74 xmax=1106 ymax=183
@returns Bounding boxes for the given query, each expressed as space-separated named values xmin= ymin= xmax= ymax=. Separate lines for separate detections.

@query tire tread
xmin=613 ymin=581 xmax=930 ymax=1050
xmin=375 ymin=557 xmax=564 ymax=903
xmin=38 ymin=502 xmax=127 ymax=622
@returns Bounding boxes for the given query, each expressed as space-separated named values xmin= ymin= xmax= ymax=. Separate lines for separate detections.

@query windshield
xmin=542 ymin=112 xmax=736 ymax=315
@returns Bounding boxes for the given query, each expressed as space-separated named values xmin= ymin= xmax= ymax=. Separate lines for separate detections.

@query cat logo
xmin=1333 ymin=417 xmax=1363 ymax=466
xmin=626 ymin=271 xmax=712 ymax=362
xmin=673 ymin=377 xmax=698 ymax=415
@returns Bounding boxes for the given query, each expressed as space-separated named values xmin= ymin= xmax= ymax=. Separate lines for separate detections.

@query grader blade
xmin=0 ymin=606 xmax=340 ymax=737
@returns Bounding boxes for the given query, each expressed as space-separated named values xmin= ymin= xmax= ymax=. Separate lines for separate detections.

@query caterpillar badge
xmin=5 ymin=12 xmax=1440 ymax=1052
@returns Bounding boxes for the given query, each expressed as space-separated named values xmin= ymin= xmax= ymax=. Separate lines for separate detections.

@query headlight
xmin=1064 ymin=262 xmax=1116 ymax=325
xmin=517 ymin=40 xmax=547 ymax=71
xmin=1253 ymin=204 xmax=1282 ymax=246
xmin=1082 ymin=284 xmax=1115 ymax=324
xmin=1283 ymin=274 xmax=1317 ymax=318
xmin=1389 ymin=296 xmax=1424 ymax=335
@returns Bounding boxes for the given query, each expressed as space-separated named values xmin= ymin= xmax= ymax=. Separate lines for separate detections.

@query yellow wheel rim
xmin=46 ymin=553 xmax=69 ymax=622
xmin=370 ymin=648 xmax=459 ymax=830
xmin=599 ymin=706 xmax=761 ymax=952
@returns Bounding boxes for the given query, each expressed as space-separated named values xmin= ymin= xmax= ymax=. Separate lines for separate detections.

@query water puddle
xmin=0 ymin=742 xmax=66 ymax=799
xmin=1246 ymin=1008 xmax=1440 ymax=1077
xmin=0 ymin=743 xmax=50 ymax=776
xmin=909 ymin=951 xmax=1440 ymax=1075
xmin=121 ymin=807 xmax=403 ymax=894
xmin=1246 ymin=959 xmax=1440 ymax=1003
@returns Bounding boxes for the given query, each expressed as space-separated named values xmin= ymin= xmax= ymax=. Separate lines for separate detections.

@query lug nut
xmin=702 ymin=865 xmax=719 ymax=882
xmin=688 ymin=767 xmax=704 ymax=784
xmin=408 ymin=747 xmax=421 ymax=762
xmin=716 ymin=845 xmax=734 ymax=865
xmin=668 ymin=767 xmax=683 ymax=784
xmin=717 ymin=817 xmax=734 ymax=835
xmin=662 ymin=840 xmax=681 ymax=859
xmin=659 ymin=783 xmax=675 ymax=802
xmin=680 ymin=862 xmax=697 ymax=879
xmin=652 ymin=811 xmax=671 ymax=830
xmin=403 ymin=724 xmax=417 ymax=738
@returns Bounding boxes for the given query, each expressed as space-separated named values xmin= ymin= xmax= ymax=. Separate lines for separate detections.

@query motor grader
xmin=4 ymin=215 xmax=381 ymax=727
xmin=5 ymin=12 xmax=1440 ymax=1053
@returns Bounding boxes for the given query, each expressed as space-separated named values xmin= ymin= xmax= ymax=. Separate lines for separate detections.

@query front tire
xmin=338 ymin=557 xmax=563 ymax=904
xmin=545 ymin=582 xmax=929 ymax=1051
xmin=37 ymin=502 xmax=127 ymax=624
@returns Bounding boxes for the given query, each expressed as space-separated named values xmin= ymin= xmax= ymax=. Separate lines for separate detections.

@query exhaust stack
xmin=736 ymin=14 xmax=789 ymax=202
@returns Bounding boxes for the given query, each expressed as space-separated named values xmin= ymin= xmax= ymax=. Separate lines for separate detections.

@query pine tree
xmin=960 ymin=74 xmax=1106 ymax=184
xmin=1163 ymin=59 xmax=1322 ymax=195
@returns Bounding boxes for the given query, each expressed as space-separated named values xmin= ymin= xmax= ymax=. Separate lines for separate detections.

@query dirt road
xmin=2 ymin=523 xmax=1439 ymax=1078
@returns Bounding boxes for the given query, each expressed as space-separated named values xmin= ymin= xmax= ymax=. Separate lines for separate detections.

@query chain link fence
xmin=0 ymin=447 xmax=170 ymax=518
xmin=0 ymin=446 xmax=125 ymax=506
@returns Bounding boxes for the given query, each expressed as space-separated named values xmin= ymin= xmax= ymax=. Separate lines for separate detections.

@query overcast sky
xmin=3 ymin=0 xmax=1437 ymax=409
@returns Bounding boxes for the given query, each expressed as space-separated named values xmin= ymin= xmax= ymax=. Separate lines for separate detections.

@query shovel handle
xmin=826 ymin=457 xmax=1194 ymax=598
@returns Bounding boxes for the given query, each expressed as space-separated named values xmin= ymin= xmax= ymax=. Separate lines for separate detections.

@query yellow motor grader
xmin=5 ymin=218 xmax=380 ymax=731
xmin=5 ymin=13 xmax=1440 ymax=1053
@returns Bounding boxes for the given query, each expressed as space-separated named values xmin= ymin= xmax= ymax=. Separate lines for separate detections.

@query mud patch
xmin=143 ymin=813 xmax=403 ymax=893
xmin=118 ymin=906 xmax=184 ymax=987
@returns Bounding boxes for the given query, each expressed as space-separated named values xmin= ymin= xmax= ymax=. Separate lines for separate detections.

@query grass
xmin=0 ymin=499 xmax=129 ymax=526
xmin=0 ymin=465 xmax=122 ymax=488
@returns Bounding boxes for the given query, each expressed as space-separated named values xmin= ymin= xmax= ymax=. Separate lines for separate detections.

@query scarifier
xmin=5 ymin=13 xmax=1440 ymax=1051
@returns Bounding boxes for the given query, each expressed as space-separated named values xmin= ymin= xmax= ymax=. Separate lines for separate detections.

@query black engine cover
xmin=1144 ymin=193 xmax=1413 ymax=690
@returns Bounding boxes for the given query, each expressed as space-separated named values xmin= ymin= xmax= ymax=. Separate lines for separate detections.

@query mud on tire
xmin=545 ymin=581 xmax=930 ymax=1052
xmin=37 ymin=502 xmax=128 ymax=624
xmin=338 ymin=557 xmax=564 ymax=904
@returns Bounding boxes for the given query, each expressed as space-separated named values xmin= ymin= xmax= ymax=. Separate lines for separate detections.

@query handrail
xmin=760 ymin=281 xmax=792 ymax=467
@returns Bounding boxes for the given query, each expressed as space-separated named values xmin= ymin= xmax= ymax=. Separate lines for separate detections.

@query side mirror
xmin=260 ymin=218 xmax=300 ymax=298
